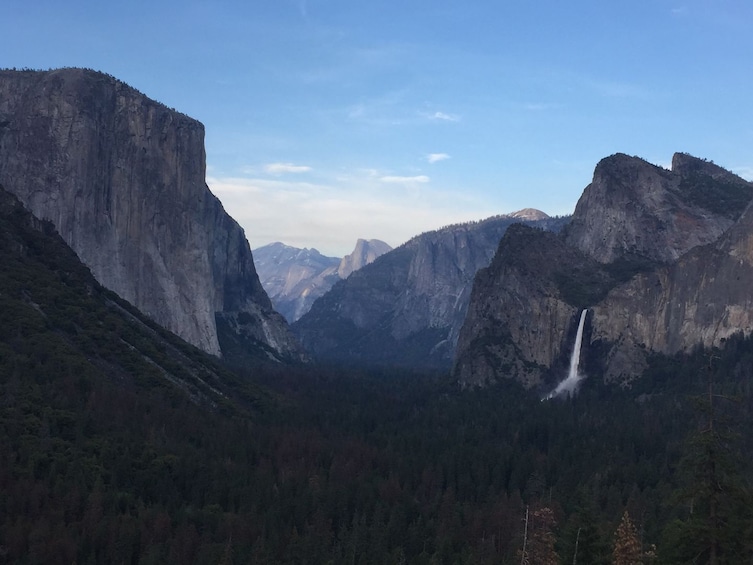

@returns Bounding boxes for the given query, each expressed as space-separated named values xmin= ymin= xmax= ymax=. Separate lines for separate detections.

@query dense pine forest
xmin=2 ymin=186 xmax=753 ymax=563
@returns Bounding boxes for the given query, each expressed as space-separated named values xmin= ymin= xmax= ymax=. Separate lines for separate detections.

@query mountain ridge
xmin=293 ymin=210 xmax=569 ymax=368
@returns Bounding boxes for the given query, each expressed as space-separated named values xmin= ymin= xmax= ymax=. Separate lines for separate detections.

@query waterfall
xmin=545 ymin=309 xmax=588 ymax=400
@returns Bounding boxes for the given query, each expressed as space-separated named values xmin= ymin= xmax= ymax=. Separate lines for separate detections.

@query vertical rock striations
xmin=0 ymin=68 xmax=302 ymax=362
xmin=592 ymin=198 xmax=753 ymax=383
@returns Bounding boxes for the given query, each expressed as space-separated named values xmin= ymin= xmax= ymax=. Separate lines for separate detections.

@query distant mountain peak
xmin=508 ymin=208 xmax=550 ymax=221
xmin=338 ymin=239 xmax=392 ymax=279
xmin=253 ymin=238 xmax=392 ymax=322
xmin=293 ymin=213 xmax=569 ymax=369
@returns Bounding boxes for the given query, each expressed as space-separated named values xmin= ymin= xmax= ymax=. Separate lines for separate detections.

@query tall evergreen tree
xmin=612 ymin=511 xmax=642 ymax=565
xmin=661 ymin=355 xmax=752 ymax=563
xmin=520 ymin=506 xmax=560 ymax=565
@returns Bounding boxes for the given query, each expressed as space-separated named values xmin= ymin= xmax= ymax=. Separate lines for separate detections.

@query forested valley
xmin=2 ymin=186 xmax=753 ymax=564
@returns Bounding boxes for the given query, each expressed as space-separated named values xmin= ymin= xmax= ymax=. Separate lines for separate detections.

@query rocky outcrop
xmin=564 ymin=153 xmax=750 ymax=264
xmin=454 ymin=153 xmax=753 ymax=389
xmin=337 ymin=239 xmax=392 ymax=279
xmin=0 ymin=68 xmax=303 ymax=362
xmin=253 ymin=239 xmax=392 ymax=322
xmin=293 ymin=212 xmax=568 ymax=368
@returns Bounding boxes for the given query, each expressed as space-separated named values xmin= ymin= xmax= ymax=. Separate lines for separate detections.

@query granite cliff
xmin=337 ymin=238 xmax=392 ymax=279
xmin=565 ymin=152 xmax=750 ymax=263
xmin=254 ymin=239 xmax=392 ymax=323
xmin=454 ymin=153 xmax=753 ymax=388
xmin=0 ymin=68 xmax=303 ymax=362
xmin=293 ymin=212 xmax=568 ymax=368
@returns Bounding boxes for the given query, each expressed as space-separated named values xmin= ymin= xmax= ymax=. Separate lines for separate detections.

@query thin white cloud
xmin=523 ymin=102 xmax=561 ymax=111
xmin=206 ymin=171 xmax=493 ymax=256
xmin=587 ymin=79 xmax=653 ymax=100
xmin=379 ymin=175 xmax=430 ymax=184
xmin=264 ymin=162 xmax=312 ymax=175
xmin=427 ymin=153 xmax=450 ymax=164
xmin=429 ymin=111 xmax=460 ymax=122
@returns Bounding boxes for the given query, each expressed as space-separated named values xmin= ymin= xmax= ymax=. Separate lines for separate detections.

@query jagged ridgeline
xmin=0 ymin=68 xmax=304 ymax=364
xmin=293 ymin=210 xmax=569 ymax=369
xmin=455 ymin=153 xmax=753 ymax=390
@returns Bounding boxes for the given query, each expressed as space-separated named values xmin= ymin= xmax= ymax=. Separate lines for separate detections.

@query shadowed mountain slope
xmin=294 ymin=212 xmax=568 ymax=369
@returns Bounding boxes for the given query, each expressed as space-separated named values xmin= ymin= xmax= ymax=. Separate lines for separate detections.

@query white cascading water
xmin=545 ymin=309 xmax=588 ymax=400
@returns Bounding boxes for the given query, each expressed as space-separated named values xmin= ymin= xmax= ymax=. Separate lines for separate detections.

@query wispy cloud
xmin=586 ymin=79 xmax=653 ymax=100
xmin=523 ymin=102 xmax=561 ymax=111
xmin=264 ymin=162 xmax=312 ymax=174
xmin=207 ymin=171 xmax=493 ymax=256
xmin=379 ymin=175 xmax=430 ymax=184
xmin=428 ymin=111 xmax=460 ymax=122
xmin=427 ymin=153 xmax=450 ymax=164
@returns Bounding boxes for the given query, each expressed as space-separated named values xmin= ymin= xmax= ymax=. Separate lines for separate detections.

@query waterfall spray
xmin=545 ymin=309 xmax=588 ymax=400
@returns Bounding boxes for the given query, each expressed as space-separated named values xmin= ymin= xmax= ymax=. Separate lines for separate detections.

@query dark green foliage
xmin=658 ymin=356 xmax=753 ymax=563
xmin=552 ymin=268 xmax=615 ymax=310
xmin=679 ymin=173 xmax=753 ymax=219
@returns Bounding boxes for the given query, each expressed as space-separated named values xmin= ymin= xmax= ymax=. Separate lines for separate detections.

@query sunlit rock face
xmin=254 ymin=239 xmax=392 ymax=323
xmin=0 ymin=68 xmax=303 ymax=362
xmin=336 ymin=238 xmax=393 ymax=279
xmin=455 ymin=153 xmax=753 ymax=388
xmin=592 ymin=197 xmax=753 ymax=381
xmin=293 ymin=212 xmax=568 ymax=369
xmin=565 ymin=153 xmax=747 ymax=264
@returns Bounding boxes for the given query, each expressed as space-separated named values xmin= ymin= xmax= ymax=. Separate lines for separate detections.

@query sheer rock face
xmin=454 ymin=226 xmax=598 ymax=388
xmin=337 ymin=239 xmax=392 ymax=279
xmin=593 ymin=199 xmax=753 ymax=382
xmin=293 ymin=213 xmax=568 ymax=369
xmin=0 ymin=68 xmax=302 ymax=361
xmin=455 ymin=153 xmax=753 ymax=388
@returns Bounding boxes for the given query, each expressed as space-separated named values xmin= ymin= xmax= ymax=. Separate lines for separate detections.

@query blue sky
xmin=3 ymin=0 xmax=753 ymax=255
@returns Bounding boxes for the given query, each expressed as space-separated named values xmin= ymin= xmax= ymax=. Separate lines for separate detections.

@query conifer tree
xmin=520 ymin=506 xmax=560 ymax=565
xmin=661 ymin=353 xmax=752 ymax=563
xmin=612 ymin=511 xmax=642 ymax=565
